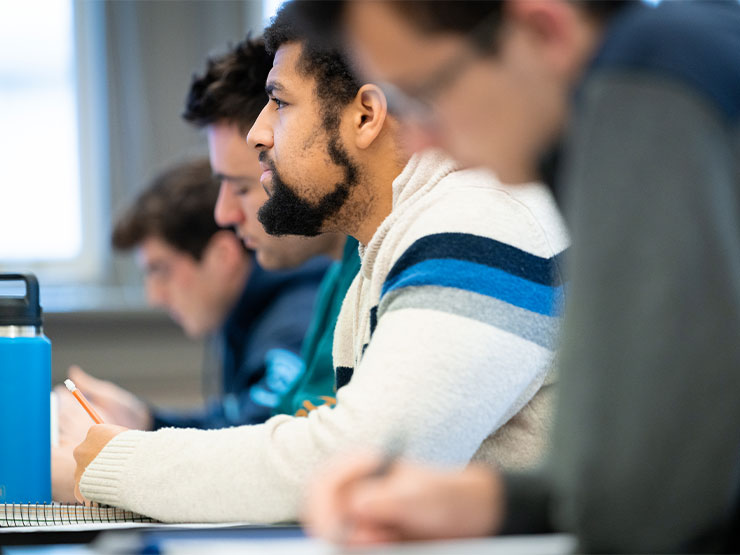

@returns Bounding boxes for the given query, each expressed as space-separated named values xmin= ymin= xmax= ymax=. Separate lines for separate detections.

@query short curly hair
xmin=263 ymin=2 xmax=360 ymax=131
xmin=112 ymin=158 xmax=221 ymax=261
xmin=182 ymin=36 xmax=273 ymax=134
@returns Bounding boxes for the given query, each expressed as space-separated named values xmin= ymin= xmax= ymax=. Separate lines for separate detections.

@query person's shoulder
xmin=593 ymin=1 xmax=740 ymax=122
xmin=263 ymin=256 xmax=331 ymax=289
xmin=406 ymin=170 xmax=568 ymax=260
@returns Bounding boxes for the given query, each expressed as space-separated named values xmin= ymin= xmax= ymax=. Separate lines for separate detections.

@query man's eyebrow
xmin=265 ymin=81 xmax=285 ymax=96
xmin=213 ymin=172 xmax=251 ymax=183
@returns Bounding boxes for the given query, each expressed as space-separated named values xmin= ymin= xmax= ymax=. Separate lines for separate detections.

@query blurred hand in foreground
xmin=303 ymin=452 xmax=505 ymax=546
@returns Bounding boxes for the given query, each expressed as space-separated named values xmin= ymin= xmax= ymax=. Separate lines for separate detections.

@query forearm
xmin=80 ymin=310 xmax=554 ymax=522
xmin=79 ymin=417 xmax=309 ymax=523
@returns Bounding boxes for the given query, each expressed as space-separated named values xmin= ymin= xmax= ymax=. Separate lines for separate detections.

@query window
xmin=262 ymin=0 xmax=286 ymax=25
xmin=0 ymin=0 xmax=104 ymax=285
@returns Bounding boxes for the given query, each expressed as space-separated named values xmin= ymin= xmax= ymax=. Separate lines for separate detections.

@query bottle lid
xmin=0 ymin=274 xmax=43 ymax=327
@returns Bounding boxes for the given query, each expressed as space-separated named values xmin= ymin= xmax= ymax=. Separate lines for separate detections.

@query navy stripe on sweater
xmin=381 ymin=233 xmax=566 ymax=318
xmin=383 ymin=233 xmax=565 ymax=289
xmin=335 ymin=366 xmax=354 ymax=390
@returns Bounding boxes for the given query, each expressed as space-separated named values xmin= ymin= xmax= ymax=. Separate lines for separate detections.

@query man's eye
xmin=149 ymin=266 xmax=169 ymax=279
xmin=270 ymin=96 xmax=287 ymax=110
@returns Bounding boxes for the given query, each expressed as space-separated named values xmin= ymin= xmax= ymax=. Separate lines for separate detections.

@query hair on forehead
xmin=388 ymin=0 xmax=633 ymax=40
xmin=295 ymin=1 xmax=635 ymax=55
xmin=264 ymin=1 xmax=360 ymax=130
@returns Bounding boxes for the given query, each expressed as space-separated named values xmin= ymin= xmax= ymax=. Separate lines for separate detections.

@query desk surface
xmin=2 ymin=526 xmax=576 ymax=555
xmin=107 ymin=531 xmax=576 ymax=555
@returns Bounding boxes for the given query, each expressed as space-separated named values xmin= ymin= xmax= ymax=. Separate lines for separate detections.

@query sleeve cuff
xmin=79 ymin=430 xmax=148 ymax=507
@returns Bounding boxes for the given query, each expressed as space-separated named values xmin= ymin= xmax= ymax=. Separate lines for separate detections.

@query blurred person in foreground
xmin=299 ymin=0 xmax=740 ymax=552
xmin=68 ymin=7 xmax=567 ymax=522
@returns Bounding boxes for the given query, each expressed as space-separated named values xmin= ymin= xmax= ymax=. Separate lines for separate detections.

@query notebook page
xmin=0 ymin=503 xmax=156 ymax=527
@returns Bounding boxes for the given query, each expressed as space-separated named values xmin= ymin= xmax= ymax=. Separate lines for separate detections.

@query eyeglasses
xmin=378 ymin=8 xmax=501 ymax=125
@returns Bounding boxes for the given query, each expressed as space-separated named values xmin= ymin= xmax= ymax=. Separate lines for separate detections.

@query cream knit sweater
xmin=80 ymin=150 xmax=568 ymax=523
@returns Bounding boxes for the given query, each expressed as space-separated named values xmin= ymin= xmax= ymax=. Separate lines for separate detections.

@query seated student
xmin=298 ymin=1 xmax=740 ymax=552
xmin=69 ymin=7 xmax=568 ymax=523
xmin=56 ymin=158 xmax=328 ymax=433
xmin=181 ymin=37 xmax=361 ymax=418
xmin=53 ymin=158 xmax=329 ymax=501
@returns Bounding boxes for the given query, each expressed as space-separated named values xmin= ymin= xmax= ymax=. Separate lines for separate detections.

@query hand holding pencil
xmin=71 ymin=422 xmax=129 ymax=504
xmin=64 ymin=378 xmax=129 ymax=503
xmin=303 ymin=453 xmax=504 ymax=545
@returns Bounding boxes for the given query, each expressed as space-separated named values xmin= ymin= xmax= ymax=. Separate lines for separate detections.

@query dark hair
xmin=295 ymin=1 xmax=633 ymax=54
xmin=112 ymin=158 xmax=222 ymax=261
xmin=182 ymin=36 xmax=273 ymax=134
xmin=263 ymin=1 xmax=360 ymax=130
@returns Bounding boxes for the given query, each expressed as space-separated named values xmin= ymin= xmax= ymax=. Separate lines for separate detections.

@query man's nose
xmin=246 ymin=103 xmax=274 ymax=151
xmin=145 ymin=279 xmax=166 ymax=307
xmin=214 ymin=182 xmax=244 ymax=227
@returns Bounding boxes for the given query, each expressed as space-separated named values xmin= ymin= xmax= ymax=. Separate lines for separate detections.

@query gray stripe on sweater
xmin=378 ymin=285 xmax=560 ymax=349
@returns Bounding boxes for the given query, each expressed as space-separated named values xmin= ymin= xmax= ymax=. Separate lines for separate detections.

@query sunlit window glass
xmin=0 ymin=0 xmax=81 ymax=261
xmin=263 ymin=0 xmax=286 ymax=25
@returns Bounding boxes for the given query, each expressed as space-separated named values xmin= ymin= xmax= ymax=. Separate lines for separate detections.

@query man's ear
xmin=351 ymin=84 xmax=388 ymax=150
xmin=506 ymin=0 xmax=589 ymax=78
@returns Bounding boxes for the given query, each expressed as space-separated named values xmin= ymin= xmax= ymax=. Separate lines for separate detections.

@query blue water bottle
xmin=0 ymin=274 xmax=51 ymax=503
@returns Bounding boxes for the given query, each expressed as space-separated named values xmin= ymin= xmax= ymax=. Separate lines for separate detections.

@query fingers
xmin=350 ymin=521 xmax=402 ymax=546
xmin=68 ymin=365 xmax=104 ymax=400
xmin=305 ymin=459 xmax=505 ymax=546
xmin=73 ymin=441 xmax=86 ymax=504
xmin=341 ymin=462 xmax=430 ymax=543
xmin=303 ymin=451 xmax=384 ymax=543
xmin=74 ymin=482 xmax=83 ymax=504
xmin=68 ymin=365 xmax=90 ymax=388
xmin=347 ymin=476 xmax=407 ymax=523
xmin=68 ymin=364 xmax=89 ymax=382
xmin=352 ymin=465 xmax=502 ymax=541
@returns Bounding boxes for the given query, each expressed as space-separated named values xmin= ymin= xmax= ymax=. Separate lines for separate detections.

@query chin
xmin=256 ymin=251 xmax=285 ymax=272
xmin=180 ymin=320 xmax=208 ymax=340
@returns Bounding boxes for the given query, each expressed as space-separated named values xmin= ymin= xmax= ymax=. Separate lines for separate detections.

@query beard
xmin=257 ymin=133 xmax=360 ymax=237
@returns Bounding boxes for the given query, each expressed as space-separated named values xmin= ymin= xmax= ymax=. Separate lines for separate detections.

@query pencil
xmin=64 ymin=379 xmax=105 ymax=424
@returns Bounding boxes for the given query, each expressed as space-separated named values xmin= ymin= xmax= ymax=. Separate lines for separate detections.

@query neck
xmin=231 ymin=252 xmax=253 ymax=298
xmin=325 ymin=233 xmax=348 ymax=260
xmin=350 ymin=152 xmax=409 ymax=245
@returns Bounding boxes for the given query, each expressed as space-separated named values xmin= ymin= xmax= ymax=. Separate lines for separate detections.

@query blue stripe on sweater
xmin=384 ymin=233 xmax=566 ymax=287
xmin=381 ymin=258 xmax=564 ymax=317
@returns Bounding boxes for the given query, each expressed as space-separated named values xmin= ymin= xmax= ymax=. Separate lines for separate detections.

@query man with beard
xmin=68 ymin=6 xmax=568 ymax=523
xmin=183 ymin=37 xmax=361 ymax=419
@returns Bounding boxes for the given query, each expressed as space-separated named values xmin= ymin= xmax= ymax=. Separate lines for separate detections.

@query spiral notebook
xmin=0 ymin=502 xmax=157 ymax=527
